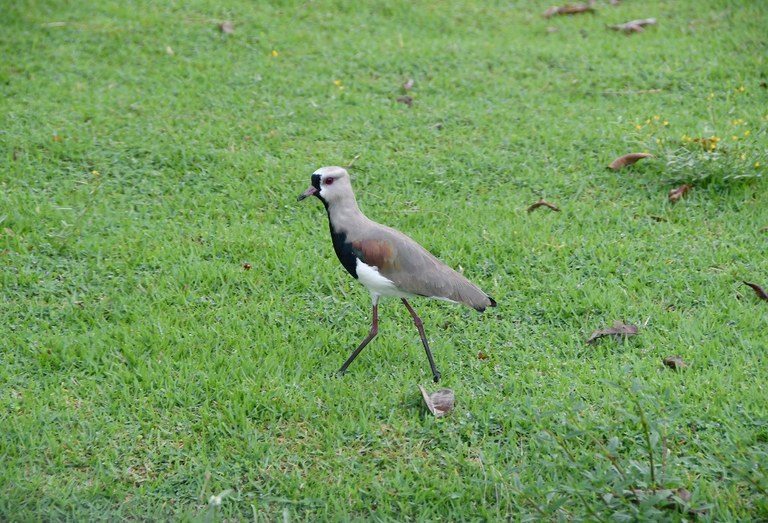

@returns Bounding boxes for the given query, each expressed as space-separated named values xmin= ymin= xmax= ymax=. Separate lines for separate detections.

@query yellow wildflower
xmin=744 ymin=130 xmax=750 ymax=137
xmin=271 ymin=49 xmax=279 ymax=57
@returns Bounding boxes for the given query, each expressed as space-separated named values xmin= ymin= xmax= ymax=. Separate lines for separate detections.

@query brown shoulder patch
xmin=351 ymin=239 xmax=396 ymax=270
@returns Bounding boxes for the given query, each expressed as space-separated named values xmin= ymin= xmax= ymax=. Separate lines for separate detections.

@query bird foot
xmin=432 ymin=371 xmax=441 ymax=383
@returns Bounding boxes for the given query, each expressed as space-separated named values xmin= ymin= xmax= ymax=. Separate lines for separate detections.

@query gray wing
xmin=350 ymin=224 xmax=495 ymax=311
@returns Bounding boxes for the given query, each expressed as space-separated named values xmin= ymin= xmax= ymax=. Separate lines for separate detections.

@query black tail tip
xmin=475 ymin=296 xmax=497 ymax=312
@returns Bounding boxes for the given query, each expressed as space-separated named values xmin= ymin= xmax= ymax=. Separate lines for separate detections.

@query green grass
xmin=2 ymin=0 xmax=767 ymax=520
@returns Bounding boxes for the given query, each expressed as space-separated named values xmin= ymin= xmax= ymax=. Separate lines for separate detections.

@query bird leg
xmin=338 ymin=303 xmax=378 ymax=376
xmin=401 ymin=298 xmax=441 ymax=383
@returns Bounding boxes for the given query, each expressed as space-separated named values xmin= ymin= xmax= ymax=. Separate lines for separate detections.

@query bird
xmin=298 ymin=166 xmax=496 ymax=382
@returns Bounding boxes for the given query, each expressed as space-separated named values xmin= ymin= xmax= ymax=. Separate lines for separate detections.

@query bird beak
xmin=298 ymin=186 xmax=318 ymax=201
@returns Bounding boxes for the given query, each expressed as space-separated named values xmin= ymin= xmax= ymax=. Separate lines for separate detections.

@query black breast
xmin=328 ymin=222 xmax=358 ymax=279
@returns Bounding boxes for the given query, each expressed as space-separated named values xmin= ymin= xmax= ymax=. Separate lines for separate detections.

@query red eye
xmin=324 ymin=177 xmax=334 ymax=185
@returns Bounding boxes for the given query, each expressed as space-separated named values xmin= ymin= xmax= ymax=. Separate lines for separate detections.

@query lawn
xmin=1 ymin=0 xmax=767 ymax=520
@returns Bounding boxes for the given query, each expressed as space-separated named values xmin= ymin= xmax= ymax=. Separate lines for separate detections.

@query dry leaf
xmin=743 ymin=281 xmax=768 ymax=301
xmin=543 ymin=4 xmax=595 ymax=18
xmin=610 ymin=23 xmax=644 ymax=34
xmin=586 ymin=321 xmax=638 ymax=345
xmin=546 ymin=26 xmax=559 ymax=33
xmin=396 ymin=95 xmax=413 ymax=107
xmin=242 ymin=262 xmax=252 ymax=271
xmin=402 ymin=78 xmax=415 ymax=91
xmin=477 ymin=351 xmax=489 ymax=360
xmin=608 ymin=18 xmax=657 ymax=34
xmin=608 ymin=152 xmax=653 ymax=170
xmin=527 ymin=198 xmax=561 ymax=213
xmin=218 ymin=21 xmax=234 ymax=34
xmin=668 ymin=184 xmax=691 ymax=203
xmin=52 ymin=134 xmax=63 ymax=142
xmin=418 ymin=385 xmax=455 ymax=417
xmin=663 ymin=356 xmax=687 ymax=370
xmin=542 ymin=6 xmax=560 ymax=17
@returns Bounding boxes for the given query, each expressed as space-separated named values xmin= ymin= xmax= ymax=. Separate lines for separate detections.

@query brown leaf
xmin=477 ymin=351 xmax=489 ymax=360
xmin=527 ymin=198 xmax=561 ymax=213
xmin=743 ymin=281 xmax=768 ymax=301
xmin=52 ymin=134 xmax=63 ymax=142
xmin=586 ymin=321 xmax=638 ymax=345
xmin=396 ymin=95 xmax=413 ymax=107
xmin=668 ymin=184 xmax=691 ymax=203
xmin=663 ymin=356 xmax=687 ymax=370
xmin=218 ymin=21 xmax=234 ymax=34
xmin=418 ymin=385 xmax=455 ymax=417
xmin=614 ymin=23 xmax=644 ymax=33
xmin=543 ymin=4 xmax=595 ymax=18
xmin=242 ymin=262 xmax=252 ymax=271
xmin=401 ymin=78 xmax=415 ymax=91
xmin=608 ymin=18 xmax=657 ymax=34
xmin=608 ymin=152 xmax=653 ymax=170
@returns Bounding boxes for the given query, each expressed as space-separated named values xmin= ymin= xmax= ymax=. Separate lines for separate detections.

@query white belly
xmin=356 ymin=259 xmax=415 ymax=302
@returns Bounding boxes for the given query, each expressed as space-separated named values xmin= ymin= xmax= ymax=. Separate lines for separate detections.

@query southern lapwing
xmin=298 ymin=166 xmax=496 ymax=382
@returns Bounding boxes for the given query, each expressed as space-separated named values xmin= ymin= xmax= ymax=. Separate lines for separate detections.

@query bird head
xmin=298 ymin=166 xmax=353 ymax=205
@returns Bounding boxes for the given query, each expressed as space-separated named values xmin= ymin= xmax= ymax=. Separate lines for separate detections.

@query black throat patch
xmin=328 ymin=222 xmax=358 ymax=279
xmin=311 ymin=173 xmax=358 ymax=278
xmin=311 ymin=173 xmax=323 ymax=201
